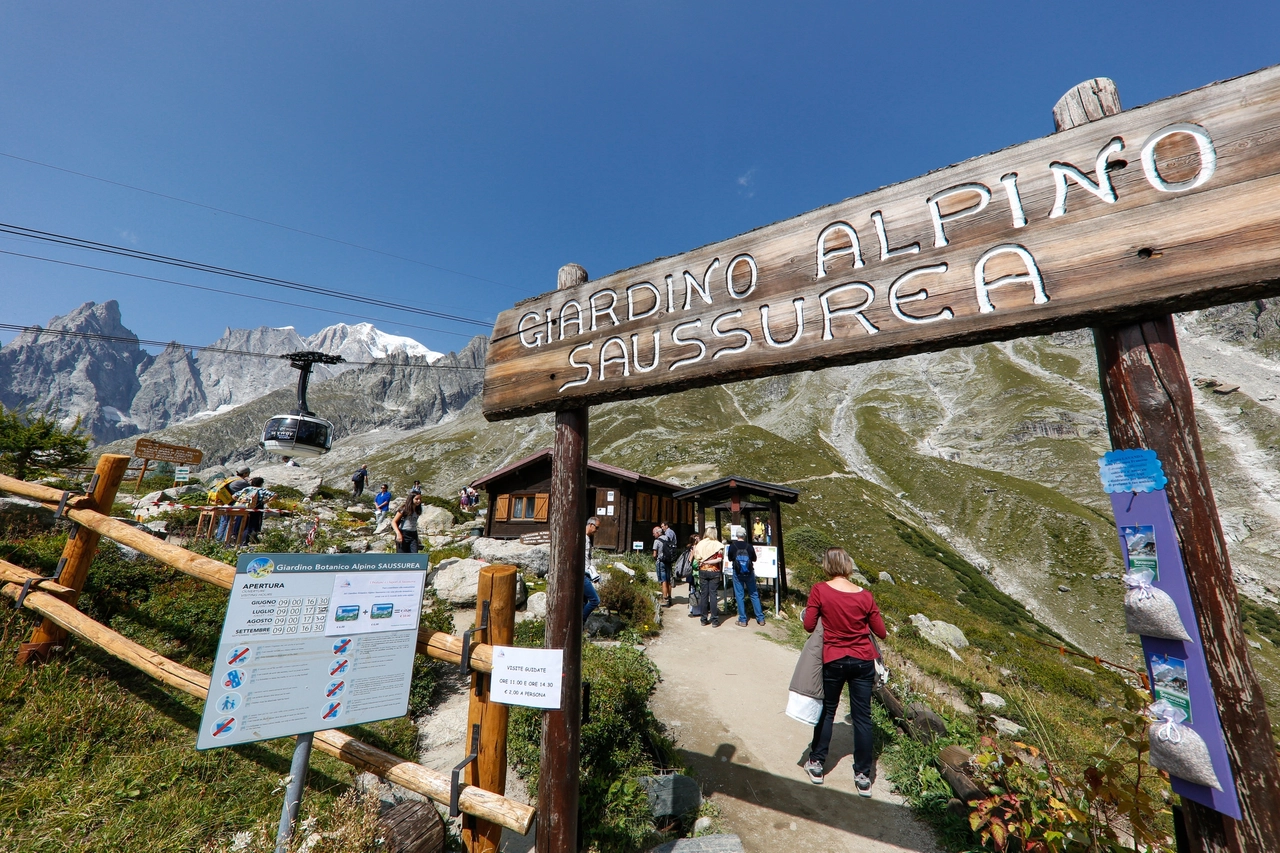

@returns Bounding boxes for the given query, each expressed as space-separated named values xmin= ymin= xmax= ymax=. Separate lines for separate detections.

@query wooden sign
xmin=484 ymin=64 xmax=1280 ymax=421
xmin=133 ymin=438 xmax=203 ymax=466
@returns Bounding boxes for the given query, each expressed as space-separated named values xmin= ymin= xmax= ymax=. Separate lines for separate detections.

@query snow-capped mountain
xmin=305 ymin=322 xmax=442 ymax=366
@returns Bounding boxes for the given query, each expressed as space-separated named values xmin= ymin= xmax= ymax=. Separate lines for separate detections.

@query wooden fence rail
xmin=0 ymin=462 xmax=533 ymax=840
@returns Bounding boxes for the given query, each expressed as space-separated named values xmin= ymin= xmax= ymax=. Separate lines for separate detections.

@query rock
xmin=850 ymin=571 xmax=870 ymax=586
xmin=878 ymin=571 xmax=895 ymax=584
xmin=435 ymin=557 xmax=461 ymax=571
xmin=470 ymin=537 xmax=551 ymax=577
xmin=648 ymin=834 xmax=745 ymax=853
xmin=433 ymin=558 xmax=485 ymax=605
xmin=347 ymin=539 xmax=370 ymax=553
xmin=980 ymin=692 xmax=1007 ymax=710
xmin=586 ymin=612 xmax=624 ymax=638
xmin=909 ymin=613 xmax=969 ymax=649
xmin=347 ymin=505 xmax=374 ymax=521
xmin=992 ymin=716 xmax=1026 ymax=736
xmin=0 ymin=496 xmax=56 ymax=528
xmin=514 ymin=574 xmax=528 ymax=609
xmin=418 ymin=505 xmax=455 ymax=534
xmin=1058 ymin=584 xmax=1071 ymax=592
xmin=526 ymin=591 xmax=548 ymax=618
xmin=1248 ymin=639 xmax=1262 ymax=650
xmin=638 ymin=773 xmax=701 ymax=817
xmin=692 ymin=816 xmax=714 ymax=836
xmin=250 ymin=463 xmax=325 ymax=497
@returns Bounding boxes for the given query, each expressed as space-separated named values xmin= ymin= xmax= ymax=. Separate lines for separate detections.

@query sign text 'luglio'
xmin=484 ymin=66 xmax=1280 ymax=420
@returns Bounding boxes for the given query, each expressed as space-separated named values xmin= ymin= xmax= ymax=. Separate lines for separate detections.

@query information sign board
xmin=133 ymin=438 xmax=203 ymax=465
xmin=484 ymin=65 xmax=1280 ymax=420
xmin=197 ymin=553 xmax=427 ymax=750
xmin=753 ymin=545 xmax=778 ymax=580
xmin=491 ymin=645 xmax=564 ymax=709
xmin=174 ymin=466 xmax=190 ymax=483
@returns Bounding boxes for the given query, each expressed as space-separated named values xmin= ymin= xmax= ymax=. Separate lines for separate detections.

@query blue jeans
xmin=809 ymin=656 xmax=875 ymax=776
xmin=583 ymin=574 xmax=600 ymax=622
xmin=732 ymin=571 xmax=764 ymax=623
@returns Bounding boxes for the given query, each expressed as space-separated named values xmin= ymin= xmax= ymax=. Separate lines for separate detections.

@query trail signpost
xmin=484 ymin=66 xmax=1280 ymax=853
xmin=131 ymin=438 xmax=203 ymax=494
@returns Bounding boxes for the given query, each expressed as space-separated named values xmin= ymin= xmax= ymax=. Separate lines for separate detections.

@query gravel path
xmin=647 ymin=590 xmax=942 ymax=853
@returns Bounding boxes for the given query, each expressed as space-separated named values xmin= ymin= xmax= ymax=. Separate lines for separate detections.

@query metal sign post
xmin=274 ymin=732 xmax=315 ymax=853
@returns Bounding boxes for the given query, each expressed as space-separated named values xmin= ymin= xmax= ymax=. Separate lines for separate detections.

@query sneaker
xmin=804 ymin=760 xmax=824 ymax=784
xmin=737 ymin=620 xmax=748 ymax=627
xmin=700 ymin=619 xmax=710 ymax=625
xmin=711 ymin=620 xmax=720 ymax=627
xmin=855 ymin=772 xmax=872 ymax=797
xmin=666 ymin=597 xmax=674 ymax=607
xmin=757 ymin=618 xmax=766 ymax=626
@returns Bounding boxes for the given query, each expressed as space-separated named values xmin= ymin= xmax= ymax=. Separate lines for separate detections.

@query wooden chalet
xmin=470 ymin=449 xmax=696 ymax=551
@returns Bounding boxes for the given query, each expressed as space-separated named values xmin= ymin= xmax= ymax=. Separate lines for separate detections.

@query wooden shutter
xmin=495 ymin=494 xmax=510 ymax=522
xmin=533 ymin=493 xmax=549 ymax=522
xmin=637 ymin=493 xmax=648 ymax=522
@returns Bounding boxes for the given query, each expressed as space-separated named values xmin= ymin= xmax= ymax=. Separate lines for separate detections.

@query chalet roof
xmin=471 ymin=448 xmax=685 ymax=492
xmin=672 ymin=476 xmax=800 ymax=504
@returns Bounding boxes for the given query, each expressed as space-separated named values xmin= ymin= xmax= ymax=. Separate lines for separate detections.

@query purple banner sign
xmin=1111 ymin=488 xmax=1240 ymax=818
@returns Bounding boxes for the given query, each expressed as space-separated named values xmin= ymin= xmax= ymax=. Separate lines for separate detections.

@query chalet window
xmin=499 ymin=492 xmax=549 ymax=522
xmin=637 ymin=493 xmax=650 ymax=523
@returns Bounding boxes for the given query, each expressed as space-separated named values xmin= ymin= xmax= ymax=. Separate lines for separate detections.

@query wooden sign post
xmin=486 ymin=68 xmax=1280 ymax=852
xmin=131 ymin=438 xmax=203 ymax=494
xmin=1057 ymin=79 xmax=1280 ymax=853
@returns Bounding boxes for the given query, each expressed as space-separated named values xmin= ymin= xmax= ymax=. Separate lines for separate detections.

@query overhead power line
xmin=0 ymin=222 xmax=495 ymax=328
xmin=0 ymin=245 xmax=477 ymax=341
xmin=0 ymin=150 xmax=524 ymax=291
xmin=0 ymin=323 xmax=486 ymax=370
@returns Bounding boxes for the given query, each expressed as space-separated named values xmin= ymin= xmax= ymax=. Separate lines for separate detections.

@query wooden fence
xmin=0 ymin=454 xmax=533 ymax=850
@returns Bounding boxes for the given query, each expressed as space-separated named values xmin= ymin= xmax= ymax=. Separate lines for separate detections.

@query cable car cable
xmin=0 ymin=246 xmax=479 ymax=341
xmin=0 ymin=150 xmax=524 ymax=291
xmin=0 ymin=222 xmax=494 ymax=326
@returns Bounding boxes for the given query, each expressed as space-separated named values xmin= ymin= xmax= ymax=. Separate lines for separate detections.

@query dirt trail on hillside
xmin=647 ymin=592 xmax=942 ymax=853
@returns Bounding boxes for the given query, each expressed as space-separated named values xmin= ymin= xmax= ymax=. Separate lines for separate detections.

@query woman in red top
xmin=802 ymin=547 xmax=887 ymax=794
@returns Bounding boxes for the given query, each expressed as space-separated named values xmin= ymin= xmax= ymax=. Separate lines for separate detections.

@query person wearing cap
xmin=728 ymin=525 xmax=765 ymax=626
xmin=692 ymin=524 xmax=725 ymax=627
xmin=215 ymin=466 xmax=252 ymax=542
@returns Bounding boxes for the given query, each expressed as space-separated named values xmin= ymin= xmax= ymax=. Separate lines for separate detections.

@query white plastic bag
xmin=786 ymin=690 xmax=823 ymax=726
xmin=1147 ymin=700 xmax=1221 ymax=790
xmin=1124 ymin=570 xmax=1191 ymax=641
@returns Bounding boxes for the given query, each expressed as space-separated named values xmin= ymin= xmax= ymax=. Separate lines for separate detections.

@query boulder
xmin=249 ymin=463 xmax=325 ymax=497
xmin=878 ymin=571 xmax=896 ymax=585
xmin=692 ymin=817 xmax=714 ymax=836
xmin=980 ymin=692 xmax=1007 ymax=710
xmin=851 ymin=571 xmax=870 ymax=586
xmin=419 ymin=505 xmax=455 ymax=534
xmin=638 ymin=773 xmax=701 ymax=817
xmin=433 ymin=558 xmax=485 ymax=605
xmin=435 ymin=557 xmax=461 ymax=571
xmin=992 ymin=716 xmax=1026 ymax=737
xmin=347 ymin=539 xmax=370 ymax=553
xmin=526 ymin=591 xmax=548 ymax=618
xmin=347 ymin=505 xmax=374 ymax=521
xmin=470 ymin=537 xmax=550 ymax=577
xmin=648 ymin=835 xmax=745 ymax=853
xmin=909 ymin=613 xmax=969 ymax=650
xmin=0 ymin=496 xmax=56 ymax=528
xmin=586 ymin=612 xmax=624 ymax=638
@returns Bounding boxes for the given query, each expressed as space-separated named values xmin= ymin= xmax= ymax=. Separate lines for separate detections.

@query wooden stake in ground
xmin=538 ymin=263 xmax=590 ymax=853
xmin=463 ymin=563 xmax=517 ymax=853
xmin=18 ymin=452 xmax=130 ymax=664
xmin=1056 ymin=78 xmax=1280 ymax=853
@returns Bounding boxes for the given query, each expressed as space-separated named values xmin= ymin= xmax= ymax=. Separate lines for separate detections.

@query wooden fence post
xmin=463 ymin=563 xmax=517 ymax=853
xmin=1056 ymin=79 xmax=1280 ymax=853
xmin=18 ymin=452 xmax=131 ymax=664
xmin=538 ymin=263 xmax=590 ymax=853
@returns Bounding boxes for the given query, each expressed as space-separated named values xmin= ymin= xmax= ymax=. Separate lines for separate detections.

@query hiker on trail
xmin=674 ymin=533 xmax=699 ymax=617
xmin=728 ymin=526 xmax=765 ymax=627
xmin=235 ymin=477 xmax=275 ymax=544
xmin=373 ymin=484 xmax=393 ymax=525
xmin=393 ymin=493 xmax=423 ymax=553
xmin=411 ymin=480 xmax=422 ymax=495
xmin=802 ymin=547 xmax=886 ymax=794
xmin=693 ymin=525 xmax=725 ymax=627
xmin=583 ymin=516 xmax=602 ymax=623
xmin=352 ymin=465 xmax=369 ymax=499
xmin=215 ymin=466 xmax=251 ymax=543
xmin=652 ymin=523 xmax=676 ymax=608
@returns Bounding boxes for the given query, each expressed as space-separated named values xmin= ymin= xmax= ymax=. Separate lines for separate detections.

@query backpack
xmin=733 ymin=544 xmax=752 ymax=575
xmin=659 ymin=535 xmax=676 ymax=564
xmin=672 ymin=549 xmax=693 ymax=582
xmin=208 ymin=477 xmax=237 ymax=506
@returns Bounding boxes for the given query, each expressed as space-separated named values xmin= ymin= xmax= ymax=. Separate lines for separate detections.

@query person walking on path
xmin=235 ymin=476 xmax=275 ymax=544
xmin=373 ymin=484 xmax=393 ymax=525
xmin=675 ymin=533 xmax=699 ymax=617
xmin=802 ymin=547 xmax=887 ymax=793
xmin=728 ymin=527 xmax=765 ymax=626
xmin=393 ymin=493 xmax=423 ymax=553
xmin=583 ymin=516 xmax=602 ymax=622
xmin=692 ymin=525 xmax=725 ymax=627
xmin=215 ymin=466 xmax=251 ymax=543
xmin=352 ymin=464 xmax=369 ymax=499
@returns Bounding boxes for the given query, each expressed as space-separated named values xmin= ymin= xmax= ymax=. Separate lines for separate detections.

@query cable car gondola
xmin=260 ymin=351 xmax=344 ymax=459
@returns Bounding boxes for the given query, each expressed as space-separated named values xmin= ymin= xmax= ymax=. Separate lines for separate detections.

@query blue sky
xmin=2 ymin=2 xmax=1278 ymax=354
